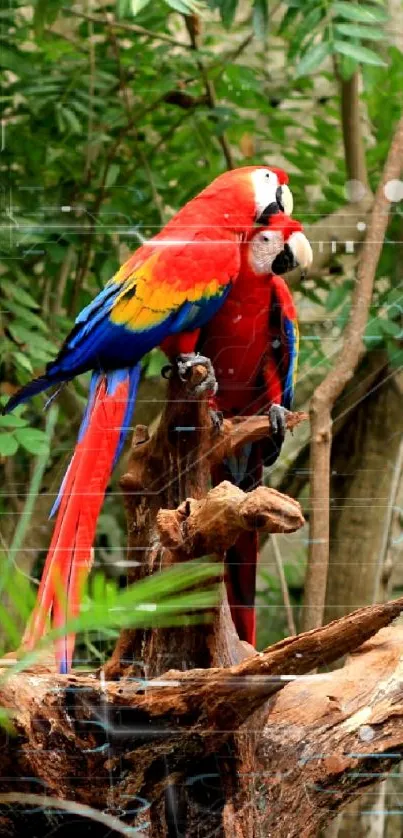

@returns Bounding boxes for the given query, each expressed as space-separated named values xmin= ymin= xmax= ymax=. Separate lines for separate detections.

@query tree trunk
xmin=324 ymin=364 xmax=402 ymax=623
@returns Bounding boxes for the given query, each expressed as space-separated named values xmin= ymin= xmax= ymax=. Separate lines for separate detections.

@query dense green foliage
xmin=0 ymin=0 xmax=401 ymax=656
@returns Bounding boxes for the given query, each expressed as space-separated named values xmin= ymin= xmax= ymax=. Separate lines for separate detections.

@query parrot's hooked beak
xmin=271 ymin=231 xmax=313 ymax=276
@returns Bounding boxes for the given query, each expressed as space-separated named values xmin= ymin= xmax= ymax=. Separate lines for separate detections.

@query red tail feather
xmin=22 ymin=376 xmax=131 ymax=672
xmin=212 ymin=445 xmax=263 ymax=647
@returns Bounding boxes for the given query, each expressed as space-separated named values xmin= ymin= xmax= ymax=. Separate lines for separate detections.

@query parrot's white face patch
xmin=251 ymin=168 xmax=294 ymax=221
xmin=249 ymin=229 xmax=285 ymax=274
xmin=251 ymin=168 xmax=280 ymax=219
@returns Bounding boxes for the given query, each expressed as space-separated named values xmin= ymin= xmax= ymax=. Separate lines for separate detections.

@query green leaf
xmin=0 ymin=46 xmax=32 ymax=76
xmin=252 ymin=0 xmax=268 ymax=38
xmin=363 ymin=317 xmax=384 ymax=347
xmin=379 ymin=318 xmax=402 ymax=337
xmin=145 ymin=348 xmax=166 ymax=378
xmin=5 ymin=302 xmax=48 ymax=332
xmin=105 ymin=164 xmax=120 ymax=187
xmin=334 ymin=40 xmax=387 ymax=66
xmin=335 ymin=22 xmax=386 ymax=40
xmin=0 ymin=414 xmax=27 ymax=429
xmin=325 ymin=283 xmax=350 ymax=311
xmin=130 ymin=0 xmax=151 ymax=13
xmin=33 ymin=0 xmax=49 ymax=35
xmin=165 ymin=0 xmax=201 ymax=13
xmin=12 ymin=351 xmax=33 ymax=374
xmin=1 ymin=280 xmax=39 ymax=310
xmin=387 ymin=344 xmax=403 ymax=369
xmin=214 ymin=0 xmax=237 ymax=27
xmin=14 ymin=428 xmax=50 ymax=455
xmin=0 ymin=433 xmax=18 ymax=456
xmin=60 ymin=107 xmax=82 ymax=134
xmin=339 ymin=54 xmax=359 ymax=81
xmin=333 ymin=2 xmax=388 ymax=24
xmin=295 ymin=42 xmax=332 ymax=77
xmin=0 ymin=707 xmax=15 ymax=734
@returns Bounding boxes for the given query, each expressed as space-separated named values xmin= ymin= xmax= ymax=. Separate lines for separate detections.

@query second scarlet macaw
xmin=4 ymin=165 xmax=294 ymax=672
xmin=199 ymin=214 xmax=313 ymax=646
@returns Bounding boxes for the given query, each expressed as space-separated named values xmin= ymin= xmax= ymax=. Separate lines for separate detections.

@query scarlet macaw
xmin=199 ymin=214 xmax=313 ymax=646
xmin=4 ymin=166 xmax=294 ymax=672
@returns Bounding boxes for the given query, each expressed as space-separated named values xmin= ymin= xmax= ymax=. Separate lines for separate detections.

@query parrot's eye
xmin=262 ymin=234 xmax=270 ymax=241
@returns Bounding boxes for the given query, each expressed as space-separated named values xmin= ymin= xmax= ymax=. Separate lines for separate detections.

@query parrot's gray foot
xmin=268 ymin=403 xmax=290 ymax=442
xmin=209 ymin=407 xmax=224 ymax=434
xmin=175 ymin=353 xmax=218 ymax=396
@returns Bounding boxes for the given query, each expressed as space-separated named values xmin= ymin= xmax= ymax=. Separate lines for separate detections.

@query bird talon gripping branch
xmin=176 ymin=353 xmax=218 ymax=396
xmin=268 ymin=403 xmax=290 ymax=441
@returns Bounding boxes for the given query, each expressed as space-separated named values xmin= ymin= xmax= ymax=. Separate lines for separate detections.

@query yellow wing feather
xmin=110 ymin=252 xmax=224 ymax=332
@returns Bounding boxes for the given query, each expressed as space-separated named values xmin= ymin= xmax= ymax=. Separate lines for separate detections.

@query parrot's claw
xmin=175 ymin=353 xmax=218 ymax=396
xmin=209 ymin=408 xmax=224 ymax=434
xmin=268 ymin=404 xmax=290 ymax=441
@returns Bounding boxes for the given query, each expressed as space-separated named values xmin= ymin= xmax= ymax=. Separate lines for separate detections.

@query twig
xmin=44 ymin=26 xmax=88 ymax=53
xmin=340 ymin=71 xmax=369 ymax=188
xmin=84 ymin=1 xmax=96 ymax=180
xmin=271 ymin=534 xmax=296 ymax=635
xmin=106 ymin=19 xmax=167 ymax=225
xmin=0 ymin=793 xmax=145 ymax=838
xmin=185 ymin=15 xmax=235 ymax=170
xmin=302 ymin=115 xmax=403 ymax=632
xmin=64 ymin=7 xmax=193 ymax=49
xmin=50 ymin=245 xmax=74 ymax=315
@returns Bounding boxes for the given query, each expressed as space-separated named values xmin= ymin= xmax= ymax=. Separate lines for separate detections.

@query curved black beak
xmin=271 ymin=243 xmax=297 ymax=275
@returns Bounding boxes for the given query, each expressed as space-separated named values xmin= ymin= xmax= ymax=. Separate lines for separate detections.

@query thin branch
xmin=185 ymin=15 xmax=235 ymax=170
xmin=84 ymin=2 xmax=96 ymax=180
xmin=50 ymin=244 xmax=74 ymax=315
xmin=64 ymin=7 xmax=193 ymax=49
xmin=271 ymin=534 xmax=296 ymax=635
xmin=0 ymin=794 xmax=146 ymax=838
xmin=340 ymin=71 xmax=369 ymax=188
xmin=302 ymin=115 xmax=403 ymax=632
xmin=107 ymin=19 xmax=167 ymax=225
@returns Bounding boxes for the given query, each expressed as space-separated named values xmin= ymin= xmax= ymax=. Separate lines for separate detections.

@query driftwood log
xmin=1 ymin=360 xmax=403 ymax=837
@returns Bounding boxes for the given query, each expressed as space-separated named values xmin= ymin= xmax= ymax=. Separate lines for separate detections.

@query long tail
xmin=212 ymin=442 xmax=264 ymax=647
xmin=22 ymin=365 xmax=141 ymax=673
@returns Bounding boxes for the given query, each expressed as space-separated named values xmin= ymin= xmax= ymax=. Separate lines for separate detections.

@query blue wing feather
xmin=282 ymin=316 xmax=298 ymax=410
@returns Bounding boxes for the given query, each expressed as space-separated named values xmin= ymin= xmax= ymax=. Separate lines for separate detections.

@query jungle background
xmin=0 ymin=0 xmax=402 ymax=834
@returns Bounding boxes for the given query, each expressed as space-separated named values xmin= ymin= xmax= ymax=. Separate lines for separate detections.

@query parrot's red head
xmin=248 ymin=213 xmax=313 ymax=276
xmin=197 ymin=165 xmax=293 ymax=229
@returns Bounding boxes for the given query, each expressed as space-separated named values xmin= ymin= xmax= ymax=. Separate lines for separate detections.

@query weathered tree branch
xmin=257 ymin=625 xmax=403 ymax=837
xmin=303 ymin=114 xmax=403 ymax=632
xmin=1 ymin=604 xmax=403 ymax=835
xmin=3 ymin=361 xmax=403 ymax=836
xmin=157 ymin=481 xmax=304 ymax=560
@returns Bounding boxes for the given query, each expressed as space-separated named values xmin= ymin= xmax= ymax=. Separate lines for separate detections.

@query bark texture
xmin=1 ymin=361 xmax=403 ymax=837
xmin=303 ymin=115 xmax=403 ymax=632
